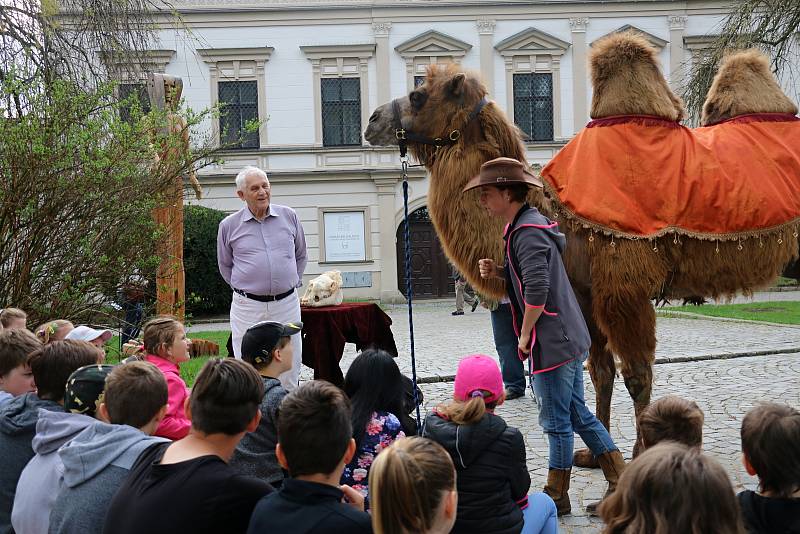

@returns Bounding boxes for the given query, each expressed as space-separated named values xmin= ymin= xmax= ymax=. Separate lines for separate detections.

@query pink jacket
xmin=145 ymin=355 xmax=191 ymax=440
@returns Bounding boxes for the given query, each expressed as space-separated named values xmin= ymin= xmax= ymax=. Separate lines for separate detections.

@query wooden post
xmin=148 ymin=73 xmax=190 ymax=320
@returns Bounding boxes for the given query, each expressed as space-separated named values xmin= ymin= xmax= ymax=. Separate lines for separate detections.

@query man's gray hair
xmin=235 ymin=166 xmax=268 ymax=192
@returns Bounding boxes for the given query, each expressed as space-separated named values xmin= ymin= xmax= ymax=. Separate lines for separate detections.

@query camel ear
xmin=448 ymin=73 xmax=466 ymax=97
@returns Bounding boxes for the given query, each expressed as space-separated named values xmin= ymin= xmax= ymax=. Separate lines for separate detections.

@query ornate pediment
xmin=395 ymin=30 xmax=472 ymax=59
xmin=592 ymin=25 xmax=668 ymax=49
xmin=495 ymin=27 xmax=571 ymax=57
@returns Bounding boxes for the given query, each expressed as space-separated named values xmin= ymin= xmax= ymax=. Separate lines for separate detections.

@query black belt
xmin=234 ymin=288 xmax=294 ymax=303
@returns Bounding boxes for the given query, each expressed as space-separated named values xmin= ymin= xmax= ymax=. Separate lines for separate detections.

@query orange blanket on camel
xmin=540 ymin=114 xmax=800 ymax=238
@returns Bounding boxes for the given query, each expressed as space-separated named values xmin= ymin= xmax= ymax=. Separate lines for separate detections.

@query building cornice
xmin=395 ymin=30 xmax=473 ymax=58
xmin=591 ymin=24 xmax=669 ymax=49
xmin=300 ymin=43 xmax=376 ymax=60
xmin=196 ymin=46 xmax=274 ymax=63
xmin=496 ymin=26 xmax=571 ymax=56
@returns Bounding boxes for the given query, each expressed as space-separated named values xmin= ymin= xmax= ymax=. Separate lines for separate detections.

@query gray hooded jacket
xmin=48 ymin=421 xmax=168 ymax=534
xmin=12 ymin=409 xmax=95 ymax=534
xmin=0 ymin=393 xmax=63 ymax=534
xmin=504 ymin=204 xmax=591 ymax=373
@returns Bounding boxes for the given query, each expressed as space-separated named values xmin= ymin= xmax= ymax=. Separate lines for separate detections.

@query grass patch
xmin=104 ymin=330 xmax=230 ymax=387
xmin=672 ymin=301 xmax=800 ymax=325
xmin=777 ymin=276 xmax=799 ymax=287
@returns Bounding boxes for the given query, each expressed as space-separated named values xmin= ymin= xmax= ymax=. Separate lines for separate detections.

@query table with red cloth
xmin=300 ymin=302 xmax=398 ymax=386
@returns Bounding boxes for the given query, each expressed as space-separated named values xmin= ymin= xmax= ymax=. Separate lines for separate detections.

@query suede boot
xmin=543 ymin=468 xmax=572 ymax=516
xmin=586 ymin=450 xmax=626 ymax=516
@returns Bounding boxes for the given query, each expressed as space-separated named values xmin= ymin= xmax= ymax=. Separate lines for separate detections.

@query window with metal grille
xmin=218 ymin=80 xmax=259 ymax=149
xmin=513 ymin=73 xmax=554 ymax=142
xmin=414 ymin=75 xmax=425 ymax=88
xmin=321 ymin=77 xmax=361 ymax=146
xmin=118 ymin=83 xmax=150 ymax=123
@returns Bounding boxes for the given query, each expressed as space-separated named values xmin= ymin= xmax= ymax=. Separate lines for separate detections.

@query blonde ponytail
xmin=370 ymin=437 xmax=456 ymax=534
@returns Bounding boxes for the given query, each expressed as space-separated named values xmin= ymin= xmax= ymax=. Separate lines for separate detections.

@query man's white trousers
xmin=230 ymin=290 xmax=302 ymax=391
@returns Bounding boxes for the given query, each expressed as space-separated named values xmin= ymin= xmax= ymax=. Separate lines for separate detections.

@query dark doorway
xmin=396 ymin=207 xmax=455 ymax=299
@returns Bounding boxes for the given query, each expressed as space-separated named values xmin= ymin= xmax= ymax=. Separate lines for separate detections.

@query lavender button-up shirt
xmin=217 ymin=204 xmax=307 ymax=296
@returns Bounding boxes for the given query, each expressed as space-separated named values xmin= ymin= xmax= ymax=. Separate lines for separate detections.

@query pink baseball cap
xmin=454 ymin=354 xmax=504 ymax=404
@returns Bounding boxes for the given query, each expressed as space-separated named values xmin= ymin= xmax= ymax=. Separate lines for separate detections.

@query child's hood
xmin=0 ymin=392 xmax=62 ymax=436
xmin=423 ymin=411 xmax=508 ymax=468
xmin=58 ymin=420 xmax=169 ymax=487
xmin=31 ymin=409 xmax=95 ymax=455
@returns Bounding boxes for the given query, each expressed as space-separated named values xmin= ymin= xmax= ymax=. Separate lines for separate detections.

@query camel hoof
xmin=573 ymin=448 xmax=599 ymax=468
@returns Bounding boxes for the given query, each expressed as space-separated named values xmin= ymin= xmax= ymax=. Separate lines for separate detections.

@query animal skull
xmin=300 ymin=270 xmax=344 ymax=307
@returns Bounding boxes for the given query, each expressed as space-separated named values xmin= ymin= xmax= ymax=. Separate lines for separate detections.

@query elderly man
xmin=217 ymin=166 xmax=307 ymax=390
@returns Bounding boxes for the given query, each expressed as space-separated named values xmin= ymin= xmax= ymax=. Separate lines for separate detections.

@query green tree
xmin=184 ymin=205 xmax=231 ymax=316
xmin=0 ymin=71 xmax=217 ymax=324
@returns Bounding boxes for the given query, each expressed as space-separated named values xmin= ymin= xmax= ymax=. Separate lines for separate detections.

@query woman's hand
xmin=478 ymin=258 xmax=500 ymax=279
xmin=518 ymin=332 xmax=531 ymax=355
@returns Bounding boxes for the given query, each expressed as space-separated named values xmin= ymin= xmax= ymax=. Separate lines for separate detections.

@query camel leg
xmin=592 ymin=279 xmax=658 ymax=461
xmin=621 ymin=360 xmax=654 ymax=458
xmin=572 ymin=289 xmax=615 ymax=469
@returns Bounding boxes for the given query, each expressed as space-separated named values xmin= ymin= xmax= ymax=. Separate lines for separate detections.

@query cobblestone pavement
xmin=294 ymin=297 xmax=800 ymax=382
xmin=416 ymin=352 xmax=800 ymax=533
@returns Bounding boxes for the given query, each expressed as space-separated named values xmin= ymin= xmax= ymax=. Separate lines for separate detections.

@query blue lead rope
xmin=400 ymin=152 xmax=422 ymax=429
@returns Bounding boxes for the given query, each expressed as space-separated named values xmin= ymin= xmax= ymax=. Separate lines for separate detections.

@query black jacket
xmin=739 ymin=490 xmax=800 ymax=534
xmin=504 ymin=204 xmax=591 ymax=373
xmin=247 ymin=479 xmax=372 ymax=534
xmin=422 ymin=411 xmax=530 ymax=534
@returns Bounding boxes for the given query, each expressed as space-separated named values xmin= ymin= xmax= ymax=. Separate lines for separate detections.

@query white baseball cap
xmin=65 ymin=325 xmax=113 ymax=343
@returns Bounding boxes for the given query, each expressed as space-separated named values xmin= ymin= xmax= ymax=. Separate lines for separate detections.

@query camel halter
xmin=392 ymin=96 xmax=489 ymax=158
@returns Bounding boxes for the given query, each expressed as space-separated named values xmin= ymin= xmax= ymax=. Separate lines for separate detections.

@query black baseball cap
xmin=241 ymin=321 xmax=303 ymax=365
xmin=65 ymin=364 xmax=116 ymax=417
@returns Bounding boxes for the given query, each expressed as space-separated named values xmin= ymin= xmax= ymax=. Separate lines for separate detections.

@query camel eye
xmin=410 ymin=89 xmax=428 ymax=110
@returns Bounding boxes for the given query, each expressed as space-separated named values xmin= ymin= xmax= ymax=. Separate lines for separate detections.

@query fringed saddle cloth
xmin=541 ymin=114 xmax=800 ymax=240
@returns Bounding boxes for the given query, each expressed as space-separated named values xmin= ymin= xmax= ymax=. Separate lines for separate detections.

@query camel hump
xmin=701 ymin=49 xmax=799 ymax=126
xmin=590 ymin=31 xmax=660 ymax=82
xmin=589 ymin=31 xmax=684 ymax=121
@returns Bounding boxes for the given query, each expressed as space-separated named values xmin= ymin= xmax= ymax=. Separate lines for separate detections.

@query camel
xmin=364 ymin=32 xmax=800 ymax=460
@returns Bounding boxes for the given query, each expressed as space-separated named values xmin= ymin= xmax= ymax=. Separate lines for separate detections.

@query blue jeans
xmin=521 ymin=493 xmax=558 ymax=534
xmin=532 ymin=352 xmax=618 ymax=469
xmin=490 ymin=303 xmax=526 ymax=394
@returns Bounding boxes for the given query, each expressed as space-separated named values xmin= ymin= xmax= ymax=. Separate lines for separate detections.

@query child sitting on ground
xmin=35 ymin=320 xmax=74 ymax=344
xmin=369 ymin=436 xmax=457 ymax=534
xmin=12 ymin=363 xmax=115 ymax=534
xmin=0 ymin=329 xmax=40 ymax=406
xmin=638 ymin=395 xmax=704 ymax=449
xmin=49 ymin=361 xmax=170 ymax=534
xmin=0 ymin=308 xmax=27 ymax=331
xmin=599 ymin=442 xmax=745 ymax=534
xmin=341 ymin=349 xmax=407 ymax=507
xmin=422 ymin=354 xmax=557 ymax=534
xmin=247 ymin=380 xmax=372 ymax=534
xmin=141 ymin=316 xmax=191 ymax=440
xmin=103 ymin=359 xmax=273 ymax=534
xmin=738 ymin=402 xmax=800 ymax=534
xmin=0 ymin=340 xmax=102 ymax=534
xmin=231 ymin=320 xmax=302 ymax=487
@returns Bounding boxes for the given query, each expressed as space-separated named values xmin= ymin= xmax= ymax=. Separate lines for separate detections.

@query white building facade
xmin=143 ymin=0 xmax=738 ymax=302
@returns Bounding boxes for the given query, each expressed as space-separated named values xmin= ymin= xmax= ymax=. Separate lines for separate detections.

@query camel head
xmin=590 ymin=31 xmax=684 ymax=121
xmin=701 ymin=49 xmax=798 ymax=126
xmin=365 ymin=64 xmax=489 ymax=154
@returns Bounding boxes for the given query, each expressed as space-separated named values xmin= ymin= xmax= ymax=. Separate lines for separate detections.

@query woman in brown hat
xmin=464 ymin=157 xmax=625 ymax=517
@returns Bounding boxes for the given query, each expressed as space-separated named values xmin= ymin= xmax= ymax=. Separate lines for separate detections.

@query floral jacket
xmin=340 ymin=411 xmax=405 ymax=509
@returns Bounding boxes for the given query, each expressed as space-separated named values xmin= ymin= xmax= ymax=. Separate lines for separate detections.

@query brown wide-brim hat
xmin=462 ymin=157 xmax=543 ymax=193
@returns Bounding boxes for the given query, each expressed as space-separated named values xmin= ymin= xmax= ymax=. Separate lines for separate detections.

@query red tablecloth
xmin=300 ymin=302 xmax=398 ymax=385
